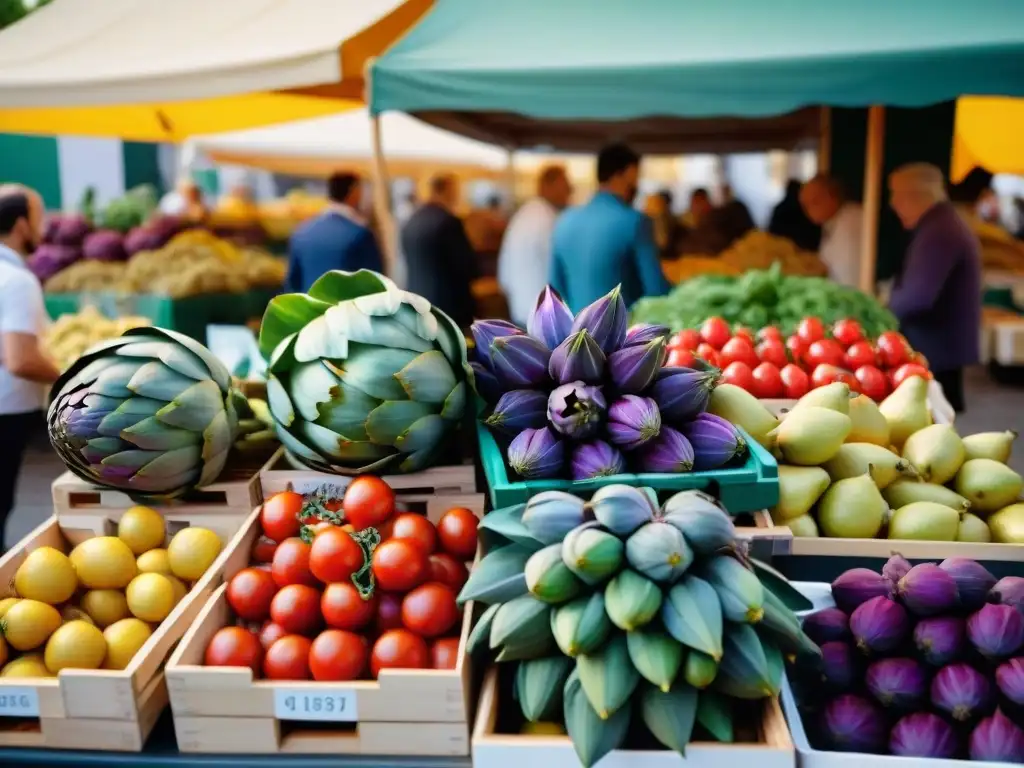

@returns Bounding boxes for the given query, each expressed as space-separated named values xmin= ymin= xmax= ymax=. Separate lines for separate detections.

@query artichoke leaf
xmin=440 ymin=381 xmax=467 ymax=421
xmin=128 ymin=467 xmax=200 ymax=494
xmin=315 ymin=379 xmax=379 ymax=442
xmin=82 ymin=436 xmax=125 ymax=463
xmin=104 ymin=446 xmax=200 ymax=474
xmin=200 ymin=410 xmax=233 ymax=469
xmin=395 ymin=350 xmax=458 ymax=404
xmin=307 ymin=269 xmax=390 ymax=305
xmin=391 ymin=303 xmax=439 ymax=343
xmin=127 ymin=362 xmax=198 ymax=402
xmin=114 ymin=341 xmax=210 ymax=381
xmin=109 ymin=395 xmax=165 ymax=416
xmin=289 ymin=361 xmax=342 ymax=423
xmin=431 ymin=307 xmax=470 ymax=368
xmin=328 ymin=451 xmax=403 ymax=475
xmin=395 ymin=414 xmax=445 ymax=454
xmin=91 ymin=361 xmax=145 ymax=398
xmin=136 ymin=327 xmax=232 ymax=393
xmin=120 ymin=416 xmax=203 ymax=451
xmin=96 ymin=408 xmax=150 ymax=438
xmin=365 ymin=401 xmax=435 ymax=446
xmin=398 ymin=445 xmax=444 ymax=473
xmin=266 ymin=375 xmax=296 ymax=429
xmin=341 ymin=345 xmax=419 ymax=401
xmin=268 ymin=333 xmax=299 ymax=375
xmin=155 ymin=380 xmax=227 ymax=431
xmin=325 ymin=302 xmax=433 ymax=354
xmin=259 ymin=293 xmax=333 ymax=360
xmin=293 ymin=314 xmax=349 ymax=365
xmin=351 ymin=284 xmax=403 ymax=316
xmin=394 ymin=289 xmax=432 ymax=316
xmin=276 ymin=424 xmax=332 ymax=464
xmin=297 ymin=421 xmax=394 ymax=464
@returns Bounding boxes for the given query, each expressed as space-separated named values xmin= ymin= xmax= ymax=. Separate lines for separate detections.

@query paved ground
xmin=6 ymin=367 xmax=1024 ymax=548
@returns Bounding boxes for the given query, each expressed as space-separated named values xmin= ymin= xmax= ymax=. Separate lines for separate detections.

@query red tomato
xmin=757 ymin=326 xmax=783 ymax=342
xmin=261 ymin=491 xmax=303 ymax=543
xmin=431 ymin=637 xmax=461 ymax=670
xmin=204 ymin=627 xmax=263 ymax=672
xmin=719 ymin=337 xmax=759 ymax=369
xmin=401 ymin=583 xmax=458 ymax=638
xmin=699 ymin=317 xmax=731 ymax=350
xmin=263 ymin=635 xmax=312 ymax=680
xmin=780 ymin=364 xmax=811 ymax=399
xmin=721 ymin=361 xmax=755 ymax=391
xmin=831 ymin=318 xmax=864 ymax=347
xmin=845 ymin=341 xmax=877 ymax=370
xmin=390 ymin=514 xmax=438 ymax=555
xmin=226 ymin=567 xmax=277 ymax=622
xmin=309 ymin=630 xmax=368 ymax=682
xmin=436 ymin=508 xmax=479 ymax=560
xmin=836 ymin=370 xmax=861 ymax=394
xmin=670 ymin=329 xmax=701 ymax=350
xmin=891 ymin=363 xmax=932 ymax=388
xmin=805 ymin=339 xmax=846 ymax=369
xmin=258 ymin=621 xmax=288 ymax=650
xmin=876 ymin=331 xmax=911 ymax=369
xmin=810 ymin=363 xmax=847 ymax=389
xmin=309 ymin=528 xmax=365 ymax=584
xmin=270 ymin=584 xmax=322 ymax=636
xmin=785 ymin=334 xmax=809 ymax=365
xmin=854 ymin=365 xmax=889 ymax=401
xmin=750 ymin=363 xmax=783 ymax=399
xmin=372 ymin=538 xmax=428 ymax=592
xmin=756 ymin=339 xmax=788 ymax=369
xmin=796 ymin=317 xmax=825 ymax=344
xmin=271 ymin=538 xmax=317 ymax=588
xmin=428 ymin=553 xmax=469 ymax=592
xmin=342 ymin=476 xmax=396 ymax=531
xmin=666 ymin=348 xmax=696 ymax=368
xmin=251 ymin=536 xmax=278 ymax=564
xmin=911 ymin=351 xmax=930 ymax=369
xmin=322 ymin=582 xmax=377 ymax=631
xmin=376 ymin=592 xmax=404 ymax=632
xmin=694 ymin=343 xmax=720 ymax=368
xmin=370 ymin=629 xmax=429 ymax=678
xmin=732 ymin=326 xmax=755 ymax=345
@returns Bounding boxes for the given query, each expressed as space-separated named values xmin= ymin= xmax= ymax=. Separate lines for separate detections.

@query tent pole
xmin=504 ymin=149 xmax=517 ymax=208
xmin=818 ymin=107 xmax=832 ymax=174
xmin=365 ymin=57 xmax=398 ymax=277
xmin=859 ymin=105 xmax=886 ymax=294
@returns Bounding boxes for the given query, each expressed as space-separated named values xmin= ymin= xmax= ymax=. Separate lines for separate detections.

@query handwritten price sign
xmin=0 ymin=687 xmax=39 ymax=717
xmin=273 ymin=688 xmax=358 ymax=722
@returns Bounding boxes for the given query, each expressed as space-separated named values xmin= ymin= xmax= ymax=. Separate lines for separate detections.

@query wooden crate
xmin=166 ymin=579 xmax=475 ymax=756
xmin=472 ymin=667 xmax=794 ymax=768
xmin=258 ymin=447 xmax=483 ymax=519
xmin=0 ymin=503 xmax=261 ymax=751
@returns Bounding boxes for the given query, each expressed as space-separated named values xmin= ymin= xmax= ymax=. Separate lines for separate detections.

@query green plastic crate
xmin=477 ymin=419 xmax=779 ymax=514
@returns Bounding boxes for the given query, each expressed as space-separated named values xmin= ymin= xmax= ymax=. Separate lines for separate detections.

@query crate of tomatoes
xmin=166 ymin=478 xmax=483 ymax=756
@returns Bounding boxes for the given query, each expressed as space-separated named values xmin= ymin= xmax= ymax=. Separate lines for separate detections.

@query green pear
xmin=709 ymin=384 xmax=779 ymax=449
xmin=846 ymin=395 xmax=890 ymax=447
xmin=882 ymin=479 xmax=971 ymax=511
xmin=957 ymin=513 xmax=992 ymax=543
xmin=822 ymin=443 xmax=915 ymax=489
xmin=879 ymin=376 xmax=931 ymax=449
xmin=888 ymin=502 xmax=959 ymax=541
xmin=954 ymin=459 xmax=1024 ymax=515
xmin=791 ymin=382 xmax=852 ymax=415
xmin=818 ymin=473 xmax=888 ymax=538
xmin=901 ymin=424 xmax=966 ymax=485
xmin=773 ymin=406 xmax=851 ymax=466
xmin=772 ymin=466 xmax=831 ymax=521
xmin=988 ymin=503 xmax=1024 ymax=544
xmin=962 ymin=430 xmax=1017 ymax=464
xmin=787 ymin=515 xmax=819 ymax=538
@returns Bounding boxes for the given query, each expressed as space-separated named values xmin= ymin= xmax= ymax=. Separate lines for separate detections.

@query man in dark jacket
xmin=285 ymin=172 xmax=382 ymax=292
xmin=400 ymin=175 xmax=477 ymax=328
xmin=888 ymin=163 xmax=981 ymax=412
xmin=769 ymin=179 xmax=821 ymax=252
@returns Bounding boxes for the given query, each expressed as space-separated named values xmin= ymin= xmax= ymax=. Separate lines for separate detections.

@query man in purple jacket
xmin=888 ymin=164 xmax=981 ymax=412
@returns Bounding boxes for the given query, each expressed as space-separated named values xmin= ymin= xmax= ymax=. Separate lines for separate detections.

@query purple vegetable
xmin=931 ymin=663 xmax=993 ymax=722
xmin=54 ymin=215 xmax=91 ymax=246
xmin=624 ymin=323 xmax=669 ymax=346
xmin=547 ymin=382 xmax=606 ymax=441
xmin=802 ymin=608 xmax=850 ymax=645
xmin=820 ymin=641 xmax=857 ymax=690
xmin=43 ymin=216 xmax=61 ymax=244
xmin=969 ymin=603 xmax=1024 ymax=660
xmin=637 ymin=426 xmax=694 ymax=474
xmin=681 ymin=412 xmax=747 ymax=470
xmin=850 ymin=596 xmax=910 ymax=656
xmin=548 ymin=330 xmax=606 ymax=385
xmin=971 ymin=709 xmax=1024 ymax=763
xmin=939 ymin=557 xmax=997 ymax=610
xmin=507 ymin=427 xmax=564 ymax=479
xmin=470 ymin=362 xmax=501 ymax=404
xmin=82 ymin=229 xmax=127 ymax=262
xmin=527 ymin=286 xmax=573 ymax=350
xmin=607 ymin=337 xmax=665 ymax=394
xmin=991 ymin=576 xmax=1024 ymax=615
xmin=831 ymin=568 xmax=893 ymax=613
xmin=484 ymin=390 xmax=548 ymax=435
xmin=997 ymin=658 xmax=1024 ymax=706
xmin=27 ymin=244 xmax=80 ymax=283
xmin=606 ymin=395 xmax=661 ymax=451
xmin=123 ymin=225 xmax=171 ymax=255
xmin=650 ymin=366 xmax=719 ymax=422
xmin=570 ymin=440 xmax=626 ymax=481
xmin=865 ymin=657 xmax=928 ymax=709
xmin=820 ymin=694 xmax=887 ymax=753
xmin=890 ymin=713 xmax=959 ymax=759
xmin=470 ymin=319 xmax=522 ymax=370
xmin=569 ymin=285 xmax=627 ymax=355
xmin=490 ymin=334 xmax=551 ymax=390
xmin=896 ymin=563 xmax=959 ymax=617
xmin=882 ymin=554 xmax=912 ymax=585
xmin=913 ymin=615 xmax=966 ymax=666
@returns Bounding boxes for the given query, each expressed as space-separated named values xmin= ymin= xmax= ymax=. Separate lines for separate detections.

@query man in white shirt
xmin=498 ymin=166 xmax=572 ymax=326
xmin=800 ymin=175 xmax=864 ymax=289
xmin=0 ymin=185 xmax=60 ymax=548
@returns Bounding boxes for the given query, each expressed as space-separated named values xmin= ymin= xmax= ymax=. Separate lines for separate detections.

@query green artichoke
xmin=47 ymin=326 xmax=241 ymax=497
xmin=259 ymin=270 xmax=472 ymax=475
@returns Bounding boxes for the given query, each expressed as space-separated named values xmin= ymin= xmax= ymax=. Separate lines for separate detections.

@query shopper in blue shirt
xmin=550 ymin=144 xmax=670 ymax=312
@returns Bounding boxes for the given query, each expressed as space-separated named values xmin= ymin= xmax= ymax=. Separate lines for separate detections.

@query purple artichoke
xmin=991 ymin=576 xmax=1024 ymax=615
xmin=802 ymin=608 xmax=850 ymax=645
xmin=548 ymin=330 xmax=606 ymax=385
xmin=680 ymin=412 xmax=747 ymax=470
xmin=968 ymin=603 xmax=1024 ymax=660
xmin=470 ymin=319 xmax=522 ymax=370
xmin=820 ymin=694 xmax=887 ymax=753
xmin=82 ymin=229 xmax=127 ymax=262
xmin=624 ymin=323 xmax=670 ymax=346
xmin=490 ymin=334 xmax=551 ymax=390
xmin=470 ymin=362 xmax=501 ymax=404
xmin=650 ymin=366 xmax=720 ymax=423
xmin=607 ymin=338 xmax=665 ymax=394
xmin=939 ymin=557 xmax=997 ymax=611
xmin=865 ymin=657 xmax=928 ymax=709
xmin=606 ymin=395 xmax=661 ymax=451
xmin=881 ymin=554 xmax=912 ymax=585
xmin=527 ymin=286 xmax=573 ymax=350
xmin=890 ymin=713 xmax=959 ymax=758
xmin=54 ymin=215 xmax=91 ymax=246
xmin=913 ymin=615 xmax=966 ymax=666
xmin=820 ymin=641 xmax=857 ymax=690
xmin=636 ymin=426 xmax=694 ymax=473
xmin=484 ymin=390 xmax=548 ymax=435
xmin=970 ymin=709 xmax=1024 ymax=763
xmin=546 ymin=382 xmax=606 ymax=441
xmin=570 ymin=440 xmax=626 ymax=481
xmin=507 ymin=427 xmax=564 ymax=479
xmin=831 ymin=568 xmax=893 ymax=614
xmin=850 ymin=596 xmax=910 ymax=656
xmin=996 ymin=657 xmax=1024 ymax=705
xmin=569 ymin=286 xmax=627 ymax=355
xmin=896 ymin=563 xmax=959 ymax=617
xmin=931 ymin=663 xmax=993 ymax=722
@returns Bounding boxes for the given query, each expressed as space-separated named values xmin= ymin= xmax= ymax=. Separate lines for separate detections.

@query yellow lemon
xmin=103 ymin=618 xmax=153 ymax=670
xmin=0 ymin=597 xmax=19 ymax=618
xmin=80 ymin=589 xmax=130 ymax=628
xmin=60 ymin=606 xmax=94 ymax=626
xmin=165 ymin=575 xmax=188 ymax=605
xmin=136 ymin=548 xmax=171 ymax=575
xmin=1 ymin=653 xmax=51 ymax=678
xmin=44 ymin=620 xmax=107 ymax=672
xmin=14 ymin=547 xmax=77 ymax=605
xmin=2 ymin=599 xmax=62 ymax=651
xmin=167 ymin=528 xmax=222 ymax=581
xmin=70 ymin=537 xmax=137 ymax=589
xmin=126 ymin=573 xmax=175 ymax=623
xmin=117 ymin=506 xmax=166 ymax=555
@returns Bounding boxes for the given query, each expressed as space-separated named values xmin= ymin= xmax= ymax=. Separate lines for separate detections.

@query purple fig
xmin=470 ymin=319 xmax=522 ymax=369
xmin=881 ymin=554 xmax=912 ymax=585
xmin=650 ymin=366 xmax=720 ymax=422
xmin=547 ymin=382 xmax=606 ymax=440
xmin=939 ymin=557 xmax=997 ymax=610
xmin=970 ymin=708 xmax=1024 ymax=763
xmin=890 ymin=713 xmax=959 ymax=759
xmin=569 ymin=286 xmax=627 ymax=355
xmin=680 ymin=412 xmax=747 ymax=471
xmin=507 ymin=427 xmax=564 ymax=479
xmin=606 ymin=395 xmax=662 ymax=451
xmin=831 ymin=568 xmax=893 ymax=614
xmin=471 ymin=362 xmax=501 ymax=404
xmin=490 ymin=334 xmax=551 ymax=390
xmin=997 ymin=658 xmax=1024 ymax=706
xmin=850 ymin=596 xmax=910 ymax=656
xmin=570 ymin=440 xmax=626 ymax=481
xmin=865 ymin=657 xmax=928 ymax=709
xmin=528 ymin=286 xmax=573 ymax=350
xmin=913 ymin=615 xmax=966 ymax=666
xmin=969 ymin=603 xmax=1024 ymax=660
xmin=802 ymin=608 xmax=850 ymax=645
xmin=821 ymin=694 xmax=887 ymax=753
xmin=896 ymin=563 xmax=959 ymax=617
xmin=484 ymin=389 xmax=548 ymax=435
xmin=990 ymin=576 xmax=1024 ymax=615
xmin=820 ymin=641 xmax=857 ymax=690
xmin=607 ymin=337 xmax=665 ymax=394
xmin=548 ymin=330 xmax=606 ymax=385
xmin=931 ymin=663 xmax=993 ymax=722
xmin=636 ymin=426 xmax=694 ymax=474
xmin=624 ymin=323 xmax=670 ymax=346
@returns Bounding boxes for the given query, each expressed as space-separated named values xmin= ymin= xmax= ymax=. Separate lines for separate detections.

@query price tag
xmin=273 ymin=688 xmax=357 ymax=722
xmin=0 ymin=687 xmax=39 ymax=717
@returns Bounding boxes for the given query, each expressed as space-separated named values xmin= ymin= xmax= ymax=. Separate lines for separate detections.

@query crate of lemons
xmin=0 ymin=507 xmax=222 ymax=677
